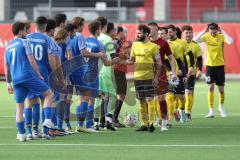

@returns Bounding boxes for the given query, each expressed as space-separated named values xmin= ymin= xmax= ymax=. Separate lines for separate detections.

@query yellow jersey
xmin=201 ymin=33 xmax=225 ymax=66
xmin=185 ymin=40 xmax=202 ymax=74
xmin=168 ymin=38 xmax=187 ymax=75
xmin=130 ymin=41 xmax=159 ymax=80
xmin=168 ymin=38 xmax=187 ymax=62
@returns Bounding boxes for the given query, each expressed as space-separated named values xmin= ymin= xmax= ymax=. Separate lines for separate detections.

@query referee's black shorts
xmin=114 ymin=70 xmax=127 ymax=95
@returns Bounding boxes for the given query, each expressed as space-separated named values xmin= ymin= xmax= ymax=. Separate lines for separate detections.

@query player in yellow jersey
xmin=181 ymin=25 xmax=203 ymax=121
xmin=167 ymin=24 xmax=195 ymax=123
xmin=121 ymin=24 xmax=162 ymax=132
xmin=194 ymin=23 xmax=233 ymax=118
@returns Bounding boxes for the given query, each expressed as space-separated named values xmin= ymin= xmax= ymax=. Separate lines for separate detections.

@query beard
xmin=137 ymin=35 xmax=146 ymax=42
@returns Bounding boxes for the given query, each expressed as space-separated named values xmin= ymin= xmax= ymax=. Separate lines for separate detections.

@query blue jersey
xmin=26 ymin=32 xmax=57 ymax=83
xmin=85 ymin=37 xmax=105 ymax=82
xmin=71 ymin=32 xmax=87 ymax=76
xmin=59 ymin=36 xmax=72 ymax=63
xmin=4 ymin=38 xmax=37 ymax=85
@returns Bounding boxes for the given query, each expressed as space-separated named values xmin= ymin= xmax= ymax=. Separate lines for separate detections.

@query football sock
xmin=218 ymin=92 xmax=224 ymax=105
xmin=32 ymin=103 xmax=40 ymax=131
xmin=185 ymin=93 xmax=193 ymax=114
xmin=43 ymin=107 xmax=52 ymax=120
xmin=24 ymin=108 xmax=32 ymax=135
xmin=179 ymin=97 xmax=185 ymax=110
xmin=64 ymin=101 xmax=71 ymax=128
xmin=160 ymin=100 xmax=168 ymax=120
xmin=16 ymin=121 xmax=24 ymax=134
xmin=42 ymin=109 xmax=45 ymax=124
xmin=43 ymin=126 xmax=49 ymax=135
xmin=93 ymin=97 xmax=101 ymax=118
xmin=75 ymin=101 xmax=88 ymax=127
xmin=147 ymin=99 xmax=155 ymax=125
xmin=57 ymin=101 xmax=65 ymax=129
xmin=154 ymin=98 xmax=161 ymax=121
xmin=86 ymin=105 xmax=94 ymax=128
xmin=139 ymin=102 xmax=148 ymax=126
xmin=108 ymin=95 xmax=116 ymax=114
xmin=103 ymin=98 xmax=109 ymax=114
xmin=166 ymin=92 xmax=174 ymax=121
xmin=174 ymin=96 xmax=180 ymax=110
xmin=208 ymin=91 xmax=214 ymax=109
xmin=113 ymin=100 xmax=123 ymax=123
xmin=100 ymin=99 xmax=105 ymax=125
xmin=51 ymin=108 xmax=57 ymax=126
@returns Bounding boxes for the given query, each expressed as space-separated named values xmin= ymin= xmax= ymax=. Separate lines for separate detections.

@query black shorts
xmin=134 ymin=79 xmax=155 ymax=100
xmin=174 ymin=75 xmax=185 ymax=94
xmin=185 ymin=75 xmax=196 ymax=91
xmin=114 ymin=70 xmax=127 ymax=95
xmin=206 ymin=65 xmax=225 ymax=86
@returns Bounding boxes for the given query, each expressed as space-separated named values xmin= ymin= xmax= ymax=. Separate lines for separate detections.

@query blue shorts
xmin=13 ymin=77 xmax=49 ymax=103
xmin=71 ymin=74 xmax=99 ymax=97
xmin=88 ymin=77 xmax=99 ymax=98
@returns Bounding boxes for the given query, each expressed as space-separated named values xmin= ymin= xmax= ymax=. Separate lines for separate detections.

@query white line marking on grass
xmin=0 ymin=116 xmax=15 ymax=118
xmin=0 ymin=127 xmax=15 ymax=129
xmin=0 ymin=144 xmax=240 ymax=147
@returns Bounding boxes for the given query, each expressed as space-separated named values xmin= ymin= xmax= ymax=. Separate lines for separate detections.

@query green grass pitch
xmin=0 ymin=81 xmax=240 ymax=160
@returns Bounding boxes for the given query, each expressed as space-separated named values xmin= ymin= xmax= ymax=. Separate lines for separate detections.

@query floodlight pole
xmin=187 ymin=0 xmax=190 ymax=23
xmin=49 ymin=0 xmax=52 ymax=18
xmin=117 ymin=0 xmax=121 ymax=24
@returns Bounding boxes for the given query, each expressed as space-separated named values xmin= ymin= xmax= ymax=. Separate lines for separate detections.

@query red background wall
xmin=170 ymin=0 xmax=240 ymax=21
xmin=1 ymin=23 xmax=240 ymax=75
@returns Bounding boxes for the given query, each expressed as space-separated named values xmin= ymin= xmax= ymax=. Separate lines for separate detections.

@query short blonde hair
xmin=53 ymin=28 xmax=68 ymax=41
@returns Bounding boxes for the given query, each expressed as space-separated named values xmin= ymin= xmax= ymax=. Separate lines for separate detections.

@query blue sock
xmin=16 ymin=121 xmax=24 ymax=134
xmin=32 ymin=103 xmax=40 ymax=132
xmin=43 ymin=107 xmax=52 ymax=119
xmin=57 ymin=101 xmax=65 ymax=130
xmin=75 ymin=102 xmax=88 ymax=127
xmin=24 ymin=108 xmax=32 ymax=135
xmin=42 ymin=109 xmax=45 ymax=124
xmin=43 ymin=126 xmax=49 ymax=135
xmin=51 ymin=108 xmax=57 ymax=126
xmin=64 ymin=102 xmax=71 ymax=128
xmin=86 ymin=105 xmax=94 ymax=128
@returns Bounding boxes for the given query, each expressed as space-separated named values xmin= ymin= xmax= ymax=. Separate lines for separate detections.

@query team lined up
xmin=4 ymin=14 xmax=233 ymax=141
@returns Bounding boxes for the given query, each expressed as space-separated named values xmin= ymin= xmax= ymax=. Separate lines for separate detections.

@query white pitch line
xmin=0 ymin=127 xmax=15 ymax=129
xmin=0 ymin=143 xmax=240 ymax=147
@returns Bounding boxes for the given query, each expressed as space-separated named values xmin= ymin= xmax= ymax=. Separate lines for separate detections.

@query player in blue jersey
xmin=70 ymin=17 xmax=114 ymax=133
xmin=25 ymin=16 xmax=60 ymax=139
xmin=54 ymin=14 xmax=74 ymax=132
xmin=83 ymin=20 xmax=112 ymax=132
xmin=4 ymin=22 xmax=54 ymax=142
xmin=63 ymin=23 xmax=76 ymax=132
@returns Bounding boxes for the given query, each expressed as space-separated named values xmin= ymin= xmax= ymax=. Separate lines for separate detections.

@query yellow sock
xmin=174 ymin=96 xmax=179 ymax=110
xmin=179 ymin=97 xmax=185 ymax=110
xmin=208 ymin=91 xmax=214 ymax=109
xmin=147 ymin=99 xmax=156 ymax=125
xmin=166 ymin=93 xmax=174 ymax=121
xmin=218 ymin=92 xmax=224 ymax=105
xmin=139 ymin=102 xmax=148 ymax=126
xmin=154 ymin=97 xmax=161 ymax=121
xmin=185 ymin=93 xmax=193 ymax=114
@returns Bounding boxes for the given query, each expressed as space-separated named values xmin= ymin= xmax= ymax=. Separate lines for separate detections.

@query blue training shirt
xmin=26 ymin=32 xmax=58 ymax=83
xmin=71 ymin=32 xmax=87 ymax=76
xmin=4 ymin=38 xmax=37 ymax=85
xmin=84 ymin=37 xmax=105 ymax=82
